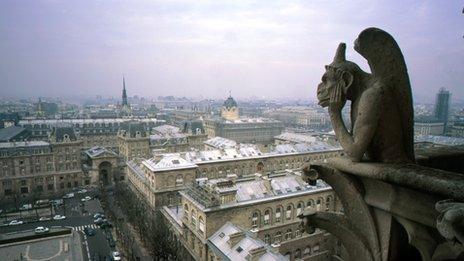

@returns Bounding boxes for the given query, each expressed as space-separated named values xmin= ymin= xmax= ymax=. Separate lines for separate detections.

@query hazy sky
xmin=0 ymin=0 xmax=463 ymax=102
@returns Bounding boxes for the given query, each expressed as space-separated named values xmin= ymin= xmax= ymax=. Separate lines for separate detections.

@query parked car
xmin=53 ymin=215 xmax=66 ymax=220
xmin=84 ymin=227 xmax=96 ymax=236
xmin=52 ymin=199 xmax=63 ymax=206
xmin=39 ymin=216 xmax=51 ymax=221
xmin=100 ymin=220 xmax=113 ymax=228
xmin=111 ymin=251 xmax=121 ymax=261
xmin=34 ymin=226 xmax=49 ymax=234
xmin=35 ymin=199 xmax=50 ymax=207
xmin=81 ymin=196 xmax=92 ymax=202
xmin=9 ymin=220 xmax=23 ymax=225
xmin=62 ymin=193 xmax=75 ymax=199
xmin=93 ymin=213 xmax=104 ymax=219
xmin=94 ymin=218 xmax=105 ymax=225
xmin=19 ymin=204 xmax=32 ymax=211
xmin=77 ymin=189 xmax=87 ymax=194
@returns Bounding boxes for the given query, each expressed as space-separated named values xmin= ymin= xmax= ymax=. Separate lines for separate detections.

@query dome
xmin=223 ymin=96 xmax=237 ymax=109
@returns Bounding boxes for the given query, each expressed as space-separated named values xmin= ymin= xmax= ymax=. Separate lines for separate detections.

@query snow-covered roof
xmin=142 ymin=153 xmax=197 ymax=172
xmin=207 ymin=222 xmax=286 ymax=261
xmin=204 ymin=137 xmax=237 ymax=149
xmin=415 ymin=135 xmax=464 ymax=146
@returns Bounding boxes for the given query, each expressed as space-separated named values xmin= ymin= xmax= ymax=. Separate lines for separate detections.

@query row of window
xmin=251 ymin=196 xmax=333 ymax=228
xmin=263 ymin=228 xmax=303 ymax=244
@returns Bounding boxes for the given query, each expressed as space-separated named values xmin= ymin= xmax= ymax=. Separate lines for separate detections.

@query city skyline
xmin=1 ymin=1 xmax=463 ymax=102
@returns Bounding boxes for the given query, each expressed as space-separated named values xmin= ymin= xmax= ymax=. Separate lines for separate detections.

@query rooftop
xmin=207 ymin=222 xmax=285 ymax=261
xmin=142 ymin=153 xmax=198 ymax=172
xmin=0 ymin=126 xmax=27 ymax=141
xmin=204 ymin=137 xmax=237 ymax=149
xmin=84 ymin=146 xmax=117 ymax=158
xmin=0 ymin=140 xmax=50 ymax=148
xmin=415 ymin=135 xmax=464 ymax=146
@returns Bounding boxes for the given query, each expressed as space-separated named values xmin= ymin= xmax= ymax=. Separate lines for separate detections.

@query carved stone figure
xmin=316 ymin=27 xmax=415 ymax=163
xmin=436 ymin=199 xmax=464 ymax=245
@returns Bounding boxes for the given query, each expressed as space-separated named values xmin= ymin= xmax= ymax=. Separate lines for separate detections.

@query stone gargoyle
xmin=316 ymin=27 xmax=415 ymax=163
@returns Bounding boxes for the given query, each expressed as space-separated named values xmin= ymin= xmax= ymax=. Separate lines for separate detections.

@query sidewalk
xmin=104 ymin=193 xmax=152 ymax=261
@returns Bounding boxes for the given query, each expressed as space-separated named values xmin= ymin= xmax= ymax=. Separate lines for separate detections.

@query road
xmin=0 ymin=188 xmax=116 ymax=261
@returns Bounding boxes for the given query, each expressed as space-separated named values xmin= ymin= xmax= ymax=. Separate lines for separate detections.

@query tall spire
xmin=122 ymin=76 xmax=128 ymax=107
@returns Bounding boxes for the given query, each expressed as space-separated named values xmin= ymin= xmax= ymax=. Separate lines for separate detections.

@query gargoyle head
xmin=317 ymin=43 xmax=364 ymax=107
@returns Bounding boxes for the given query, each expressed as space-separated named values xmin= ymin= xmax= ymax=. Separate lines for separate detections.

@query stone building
xmin=126 ymin=142 xmax=341 ymax=209
xmin=0 ymin=127 xmax=85 ymax=198
xmin=204 ymin=96 xmax=284 ymax=145
xmin=150 ymin=124 xmax=208 ymax=153
xmin=83 ymin=146 xmax=124 ymax=186
xmin=18 ymin=118 xmax=164 ymax=149
xmin=162 ymin=171 xmax=342 ymax=261
xmin=118 ymin=122 xmax=151 ymax=161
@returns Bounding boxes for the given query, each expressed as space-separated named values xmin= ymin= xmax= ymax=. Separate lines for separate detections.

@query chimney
xmin=228 ymin=231 xmax=245 ymax=247
xmin=247 ymin=246 xmax=267 ymax=261
xmin=262 ymin=175 xmax=272 ymax=193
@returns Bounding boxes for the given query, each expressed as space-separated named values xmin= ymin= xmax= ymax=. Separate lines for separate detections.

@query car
xmin=34 ymin=226 xmax=49 ymax=234
xmin=111 ymin=251 xmax=121 ymax=261
xmin=77 ymin=189 xmax=87 ymax=194
xmin=9 ymin=220 xmax=23 ymax=225
xmin=94 ymin=217 xmax=104 ymax=224
xmin=100 ymin=220 xmax=113 ymax=228
xmin=84 ymin=227 xmax=96 ymax=236
xmin=53 ymin=215 xmax=66 ymax=220
xmin=81 ymin=196 xmax=92 ymax=202
xmin=39 ymin=216 xmax=51 ymax=221
xmin=62 ymin=193 xmax=74 ymax=199
xmin=108 ymin=238 xmax=116 ymax=247
xmin=19 ymin=204 xmax=32 ymax=211
xmin=52 ymin=199 xmax=63 ymax=206
xmin=93 ymin=213 xmax=104 ymax=219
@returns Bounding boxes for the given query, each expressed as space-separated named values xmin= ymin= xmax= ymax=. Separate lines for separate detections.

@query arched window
xmin=274 ymin=231 xmax=282 ymax=243
xmin=313 ymin=244 xmax=320 ymax=252
xmin=175 ymin=174 xmax=184 ymax=186
xmin=264 ymin=209 xmax=271 ymax=225
xmin=307 ymin=200 xmax=313 ymax=208
xmin=295 ymin=229 xmax=302 ymax=237
xmin=191 ymin=209 xmax=197 ymax=227
xmin=275 ymin=206 xmax=282 ymax=222
xmin=252 ymin=211 xmax=259 ymax=228
xmin=286 ymin=205 xmax=293 ymax=220
xmin=184 ymin=204 xmax=189 ymax=222
xmin=295 ymin=249 xmax=301 ymax=259
xmin=296 ymin=202 xmax=303 ymax=215
xmin=304 ymin=246 xmax=311 ymax=256
xmin=199 ymin=216 xmax=205 ymax=235
xmin=285 ymin=229 xmax=292 ymax=240
xmin=264 ymin=234 xmax=270 ymax=244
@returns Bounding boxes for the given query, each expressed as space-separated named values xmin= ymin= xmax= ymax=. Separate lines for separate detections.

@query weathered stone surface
xmin=316 ymin=27 xmax=414 ymax=163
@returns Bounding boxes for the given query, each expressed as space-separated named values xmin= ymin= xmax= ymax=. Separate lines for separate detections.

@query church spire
xmin=122 ymin=76 xmax=128 ymax=107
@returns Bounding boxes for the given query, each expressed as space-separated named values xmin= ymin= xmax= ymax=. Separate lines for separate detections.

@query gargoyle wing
xmin=354 ymin=28 xmax=415 ymax=161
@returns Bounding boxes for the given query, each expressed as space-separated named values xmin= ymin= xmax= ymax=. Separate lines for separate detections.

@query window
xmin=285 ymin=229 xmax=292 ymax=240
xmin=274 ymin=231 xmax=282 ymax=243
xmin=184 ymin=204 xmax=189 ymax=221
xmin=275 ymin=207 xmax=282 ymax=222
xmin=236 ymin=246 xmax=243 ymax=253
xmin=47 ymin=184 xmax=54 ymax=190
xmin=20 ymin=180 xmax=27 ymax=186
xmin=20 ymin=187 xmax=29 ymax=194
xmin=264 ymin=234 xmax=270 ymax=244
xmin=264 ymin=209 xmax=270 ymax=225
xmin=191 ymin=209 xmax=197 ymax=227
xmin=199 ymin=216 xmax=205 ymax=235
xmin=286 ymin=205 xmax=293 ymax=219
xmin=175 ymin=175 xmax=184 ymax=186
xmin=313 ymin=244 xmax=320 ymax=252
xmin=304 ymin=247 xmax=311 ymax=256
xmin=297 ymin=202 xmax=303 ymax=215
xmin=295 ymin=229 xmax=302 ymax=237
xmin=295 ymin=249 xmax=301 ymax=259
xmin=252 ymin=211 xmax=259 ymax=228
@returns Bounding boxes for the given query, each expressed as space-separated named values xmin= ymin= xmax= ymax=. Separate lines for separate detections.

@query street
xmin=0 ymin=188 xmax=118 ymax=261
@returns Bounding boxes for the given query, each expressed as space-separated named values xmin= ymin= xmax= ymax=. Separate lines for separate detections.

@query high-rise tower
xmin=122 ymin=77 xmax=129 ymax=107
xmin=434 ymin=87 xmax=451 ymax=125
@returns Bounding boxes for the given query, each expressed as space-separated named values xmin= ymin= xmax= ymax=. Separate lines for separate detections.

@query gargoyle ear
xmin=341 ymin=71 xmax=354 ymax=90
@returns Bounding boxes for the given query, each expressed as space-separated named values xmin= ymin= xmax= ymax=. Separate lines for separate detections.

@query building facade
xmin=204 ymin=96 xmax=284 ymax=145
xmin=163 ymin=171 xmax=342 ymax=261
xmin=0 ymin=127 xmax=87 ymax=199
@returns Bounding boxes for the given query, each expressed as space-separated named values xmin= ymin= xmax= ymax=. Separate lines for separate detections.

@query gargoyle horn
xmin=333 ymin=43 xmax=346 ymax=64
